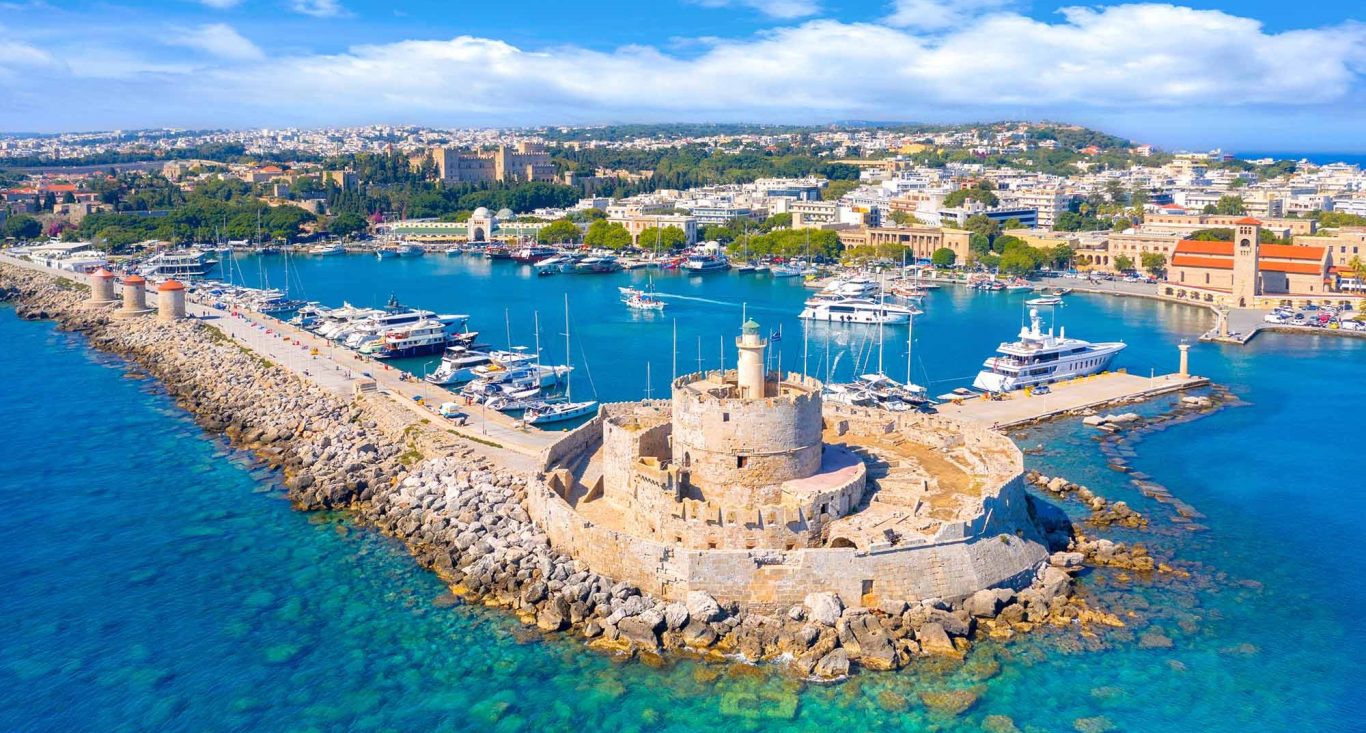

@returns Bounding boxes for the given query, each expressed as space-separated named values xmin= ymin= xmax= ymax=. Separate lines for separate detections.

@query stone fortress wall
xmin=530 ymin=398 xmax=1049 ymax=611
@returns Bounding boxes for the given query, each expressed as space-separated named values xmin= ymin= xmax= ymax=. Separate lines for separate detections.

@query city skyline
xmin=1 ymin=0 xmax=1364 ymax=149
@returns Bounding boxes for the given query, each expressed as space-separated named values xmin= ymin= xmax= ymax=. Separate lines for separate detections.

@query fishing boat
xmin=971 ymin=308 xmax=1126 ymax=393
xmin=625 ymin=290 xmax=666 ymax=311
xmin=682 ymin=250 xmax=729 ymax=272
xmin=799 ymin=297 xmax=920 ymax=325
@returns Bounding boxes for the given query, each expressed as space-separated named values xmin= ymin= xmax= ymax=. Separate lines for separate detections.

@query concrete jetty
xmin=936 ymin=370 xmax=1208 ymax=430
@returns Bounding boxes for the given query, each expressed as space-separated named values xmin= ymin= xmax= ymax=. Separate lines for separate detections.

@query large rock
xmin=964 ymin=589 xmax=1003 ymax=618
xmin=663 ymin=602 xmax=690 ymax=631
xmin=811 ymin=648 xmax=850 ymax=679
xmin=1038 ymin=566 xmax=1072 ymax=603
xmin=685 ymin=591 xmax=723 ymax=623
xmin=804 ymin=592 xmax=844 ymax=627
xmin=617 ymin=611 xmax=664 ymax=649
xmin=917 ymin=622 xmax=958 ymax=656
xmin=847 ymin=615 xmax=898 ymax=671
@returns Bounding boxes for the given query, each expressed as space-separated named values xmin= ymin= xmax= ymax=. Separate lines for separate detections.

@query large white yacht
xmin=799 ymin=297 xmax=920 ymax=325
xmin=971 ymin=309 xmax=1126 ymax=393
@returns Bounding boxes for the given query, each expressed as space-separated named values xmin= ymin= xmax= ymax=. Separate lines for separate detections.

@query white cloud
xmin=2 ymin=3 xmax=1365 ymax=136
xmin=691 ymin=0 xmax=821 ymax=19
xmin=199 ymin=0 xmax=242 ymax=9
xmin=168 ymin=23 xmax=264 ymax=61
xmin=884 ymin=0 xmax=1015 ymax=30
xmin=290 ymin=0 xmax=344 ymax=18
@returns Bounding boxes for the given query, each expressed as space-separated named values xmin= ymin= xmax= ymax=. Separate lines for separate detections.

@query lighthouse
xmin=736 ymin=319 xmax=767 ymax=399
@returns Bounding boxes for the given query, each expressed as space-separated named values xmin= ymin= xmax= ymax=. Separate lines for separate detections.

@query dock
xmin=934 ymin=371 xmax=1208 ymax=430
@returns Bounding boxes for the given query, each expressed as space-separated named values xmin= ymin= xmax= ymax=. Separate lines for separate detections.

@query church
xmin=1163 ymin=218 xmax=1343 ymax=307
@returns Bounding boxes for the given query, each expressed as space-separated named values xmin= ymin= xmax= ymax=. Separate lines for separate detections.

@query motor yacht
xmin=971 ymin=308 xmax=1126 ymax=393
xmin=799 ymin=297 xmax=920 ymax=325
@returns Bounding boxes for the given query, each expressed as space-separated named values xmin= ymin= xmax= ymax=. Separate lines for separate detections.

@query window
xmin=722 ymin=412 xmax=729 ymax=422
xmin=737 ymin=456 xmax=748 ymax=468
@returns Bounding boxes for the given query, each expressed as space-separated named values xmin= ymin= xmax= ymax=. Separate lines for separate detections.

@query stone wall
xmin=531 ymin=402 xmax=1048 ymax=611
xmin=671 ymin=370 xmax=824 ymax=493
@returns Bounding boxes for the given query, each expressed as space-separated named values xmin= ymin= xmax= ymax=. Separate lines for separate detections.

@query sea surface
xmin=2 ymin=254 xmax=1362 ymax=732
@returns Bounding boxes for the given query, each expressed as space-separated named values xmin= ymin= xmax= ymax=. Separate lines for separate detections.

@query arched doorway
xmin=472 ymin=227 xmax=486 ymax=242
xmin=828 ymin=537 xmax=857 ymax=549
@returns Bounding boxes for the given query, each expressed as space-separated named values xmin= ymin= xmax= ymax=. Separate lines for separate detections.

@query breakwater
xmin=0 ymin=261 xmax=1108 ymax=678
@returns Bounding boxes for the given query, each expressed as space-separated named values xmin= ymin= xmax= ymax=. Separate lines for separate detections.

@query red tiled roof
xmin=1235 ymin=217 xmax=1262 ymax=226
xmin=1259 ymin=243 xmax=1325 ymax=261
xmin=157 ymin=279 xmax=185 ymax=291
xmin=1175 ymin=240 xmax=1232 ymax=256
xmin=1264 ymin=262 xmax=1325 ymax=275
xmin=1171 ymin=254 xmax=1231 ymax=270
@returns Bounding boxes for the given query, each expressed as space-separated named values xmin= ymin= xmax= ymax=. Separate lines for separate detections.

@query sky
xmin=1 ymin=0 xmax=1364 ymax=150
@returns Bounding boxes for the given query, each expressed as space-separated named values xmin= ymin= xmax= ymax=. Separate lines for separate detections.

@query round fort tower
xmin=670 ymin=319 xmax=823 ymax=498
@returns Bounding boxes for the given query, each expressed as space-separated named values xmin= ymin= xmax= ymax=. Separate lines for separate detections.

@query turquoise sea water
xmin=2 ymin=255 xmax=1362 ymax=732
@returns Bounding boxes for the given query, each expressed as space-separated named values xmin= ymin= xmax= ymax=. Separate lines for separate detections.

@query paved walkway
xmin=0 ymin=255 xmax=559 ymax=458
xmin=935 ymin=371 xmax=1208 ymax=429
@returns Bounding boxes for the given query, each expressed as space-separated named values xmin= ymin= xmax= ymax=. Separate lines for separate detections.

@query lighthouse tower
xmin=736 ymin=319 xmax=768 ymax=399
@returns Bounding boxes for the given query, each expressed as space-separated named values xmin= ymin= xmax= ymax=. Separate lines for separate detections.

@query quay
xmin=0 ymin=254 xmax=559 ymax=464
xmin=935 ymin=369 xmax=1208 ymax=430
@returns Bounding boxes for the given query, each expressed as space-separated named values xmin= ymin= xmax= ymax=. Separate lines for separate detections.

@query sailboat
xmin=524 ymin=294 xmax=599 ymax=425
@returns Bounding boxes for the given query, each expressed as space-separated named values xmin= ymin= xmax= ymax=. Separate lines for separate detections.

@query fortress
xmin=530 ymin=321 xmax=1051 ymax=612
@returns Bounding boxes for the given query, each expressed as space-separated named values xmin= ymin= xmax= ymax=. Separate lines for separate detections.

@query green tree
xmin=1114 ymin=254 xmax=1135 ymax=273
xmin=1213 ymin=195 xmax=1247 ymax=215
xmin=822 ymin=179 xmax=860 ymax=201
xmin=3 ymin=215 xmax=42 ymax=240
xmin=999 ymin=249 xmax=1038 ymax=276
xmin=943 ymin=187 xmax=1000 ymax=208
xmin=1140 ymin=252 xmax=1167 ymax=277
xmin=888 ymin=210 xmax=921 ymax=226
xmin=635 ymin=225 xmax=687 ymax=251
xmin=329 ymin=211 xmax=368 ymax=238
xmin=701 ymin=224 xmax=737 ymax=244
xmin=1047 ymin=243 xmax=1075 ymax=270
xmin=760 ymin=212 xmax=791 ymax=231
xmin=584 ymin=220 xmax=633 ymax=250
xmin=537 ymin=218 xmax=581 ymax=244
xmin=931 ymin=247 xmax=956 ymax=268
xmin=968 ymin=232 xmax=991 ymax=256
xmin=963 ymin=214 xmax=1000 ymax=238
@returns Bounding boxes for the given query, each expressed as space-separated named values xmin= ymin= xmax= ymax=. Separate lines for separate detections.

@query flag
xmin=770 ymin=326 xmax=782 ymax=342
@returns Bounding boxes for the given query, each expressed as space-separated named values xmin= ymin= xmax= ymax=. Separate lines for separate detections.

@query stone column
xmin=1178 ymin=343 xmax=1190 ymax=377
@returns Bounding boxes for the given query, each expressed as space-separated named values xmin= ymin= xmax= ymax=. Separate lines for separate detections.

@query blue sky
xmin=1 ymin=0 xmax=1364 ymax=150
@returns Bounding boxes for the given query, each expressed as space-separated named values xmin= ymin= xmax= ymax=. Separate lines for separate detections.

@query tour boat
xmin=769 ymin=263 xmax=803 ymax=278
xmin=799 ymin=297 xmax=920 ymax=325
xmin=971 ymin=308 xmax=1126 ymax=393
xmin=371 ymin=321 xmax=478 ymax=360
xmin=484 ymin=244 xmax=513 ymax=260
xmin=139 ymin=250 xmax=216 ymax=279
xmin=425 ymin=347 xmax=494 ymax=385
xmin=682 ymin=251 xmax=729 ymax=272
xmin=625 ymin=291 xmax=666 ymax=311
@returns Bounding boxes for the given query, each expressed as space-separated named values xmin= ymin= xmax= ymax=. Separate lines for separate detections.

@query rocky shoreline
xmin=1 ymin=261 xmax=1111 ymax=678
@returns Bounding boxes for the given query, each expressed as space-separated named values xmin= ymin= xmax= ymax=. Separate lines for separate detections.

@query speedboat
xmin=971 ymin=308 xmax=1126 ymax=393
xmin=1025 ymin=295 xmax=1064 ymax=306
xmin=573 ymin=256 xmax=621 ymax=274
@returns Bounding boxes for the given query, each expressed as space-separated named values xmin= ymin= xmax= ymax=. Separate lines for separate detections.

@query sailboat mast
xmin=672 ymin=318 xmax=678 ymax=381
xmin=906 ymin=311 xmax=914 ymax=387
xmin=564 ymin=293 xmax=572 ymax=401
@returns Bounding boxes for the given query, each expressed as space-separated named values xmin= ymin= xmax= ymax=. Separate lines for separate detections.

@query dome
xmin=472 ymin=207 xmax=491 ymax=218
xmin=158 ymin=279 xmax=186 ymax=292
xmin=123 ymin=274 xmax=146 ymax=284
xmin=496 ymin=208 xmax=514 ymax=220
xmin=92 ymin=268 xmax=114 ymax=279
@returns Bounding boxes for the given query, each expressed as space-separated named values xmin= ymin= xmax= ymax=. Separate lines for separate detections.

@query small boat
xmin=444 ymin=246 xmax=462 ymax=257
xmin=1025 ymin=295 xmax=1064 ymax=306
xmin=524 ymin=399 xmax=599 ymax=425
xmin=625 ymin=291 xmax=666 ymax=311
xmin=733 ymin=262 xmax=756 ymax=274
xmin=770 ymin=263 xmax=802 ymax=278
xmin=484 ymin=244 xmax=513 ymax=260
xmin=1005 ymin=279 xmax=1032 ymax=292
xmin=682 ymin=251 xmax=729 ymax=272
xmin=397 ymin=242 xmax=424 ymax=256
xmin=425 ymin=347 xmax=493 ymax=385
xmin=308 ymin=243 xmax=345 ymax=256
xmin=512 ymin=245 xmax=558 ymax=264
xmin=375 ymin=246 xmax=400 ymax=260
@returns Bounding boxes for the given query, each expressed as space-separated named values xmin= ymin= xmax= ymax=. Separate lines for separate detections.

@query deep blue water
xmin=2 ymin=255 xmax=1362 ymax=731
